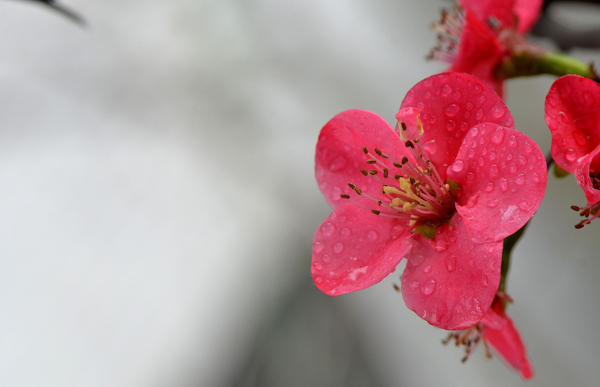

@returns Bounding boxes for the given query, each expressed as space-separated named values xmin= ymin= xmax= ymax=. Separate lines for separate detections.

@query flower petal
xmin=514 ymin=0 xmax=543 ymax=33
xmin=460 ymin=0 xmax=516 ymax=29
xmin=483 ymin=308 xmax=534 ymax=379
xmin=448 ymin=123 xmax=547 ymax=243
xmin=575 ymin=143 xmax=600 ymax=204
xmin=400 ymin=73 xmax=512 ymax=179
xmin=315 ymin=110 xmax=413 ymax=208
xmin=401 ymin=215 xmax=501 ymax=330
xmin=312 ymin=203 xmax=412 ymax=296
xmin=451 ymin=10 xmax=506 ymax=95
xmin=545 ymin=75 xmax=600 ymax=173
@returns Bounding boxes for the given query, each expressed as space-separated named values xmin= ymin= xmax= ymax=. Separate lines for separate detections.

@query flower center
xmin=340 ymin=114 xmax=456 ymax=238
xmin=571 ymin=168 xmax=600 ymax=229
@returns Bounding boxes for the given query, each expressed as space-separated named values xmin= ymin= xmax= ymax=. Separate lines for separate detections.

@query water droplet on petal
xmin=451 ymin=160 xmax=464 ymax=172
xmin=314 ymin=276 xmax=323 ymax=284
xmin=446 ymin=120 xmax=456 ymax=131
xmin=488 ymin=164 xmax=499 ymax=177
xmin=475 ymin=109 xmax=484 ymax=120
xmin=468 ymin=149 xmax=475 ymax=158
xmin=329 ymin=156 xmax=347 ymax=172
xmin=322 ymin=254 xmax=331 ymax=263
xmin=366 ymin=230 xmax=378 ymax=241
xmin=421 ymin=279 xmax=436 ymax=295
xmin=321 ymin=223 xmax=334 ymax=236
xmin=518 ymin=155 xmax=527 ymax=165
xmin=482 ymin=275 xmax=489 ymax=287
xmin=485 ymin=182 xmax=494 ymax=192
xmin=500 ymin=178 xmax=508 ymax=192
xmin=333 ymin=242 xmax=344 ymax=253
xmin=519 ymin=201 xmax=531 ymax=210
xmin=491 ymin=101 xmax=506 ymax=118
xmin=410 ymin=281 xmax=420 ymax=290
xmin=508 ymin=135 xmax=517 ymax=147
xmin=487 ymin=200 xmax=499 ymax=208
xmin=445 ymin=255 xmax=457 ymax=272
xmin=410 ymin=255 xmax=425 ymax=267
xmin=565 ymin=148 xmax=577 ymax=161
xmin=340 ymin=227 xmax=351 ymax=237
xmin=313 ymin=242 xmax=324 ymax=254
xmin=509 ymin=163 xmax=517 ymax=174
xmin=441 ymin=85 xmax=452 ymax=97
xmin=466 ymin=172 xmax=475 ymax=181
xmin=515 ymin=174 xmax=525 ymax=185
xmin=533 ymin=173 xmax=540 ymax=183
xmin=423 ymin=265 xmax=432 ymax=273
xmin=313 ymin=262 xmax=323 ymax=271
xmin=423 ymin=139 xmax=438 ymax=155
xmin=444 ymin=103 xmax=460 ymax=117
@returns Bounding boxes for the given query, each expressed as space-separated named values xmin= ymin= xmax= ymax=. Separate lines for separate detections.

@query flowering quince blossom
xmin=312 ymin=73 xmax=547 ymax=330
xmin=429 ymin=0 xmax=543 ymax=95
xmin=446 ymin=294 xmax=534 ymax=379
xmin=545 ymin=75 xmax=600 ymax=228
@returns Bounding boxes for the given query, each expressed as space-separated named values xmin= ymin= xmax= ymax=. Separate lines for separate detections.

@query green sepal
xmin=553 ymin=164 xmax=570 ymax=178
xmin=446 ymin=179 xmax=459 ymax=199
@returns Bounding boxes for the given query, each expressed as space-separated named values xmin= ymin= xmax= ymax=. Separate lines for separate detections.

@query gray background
xmin=0 ymin=0 xmax=598 ymax=386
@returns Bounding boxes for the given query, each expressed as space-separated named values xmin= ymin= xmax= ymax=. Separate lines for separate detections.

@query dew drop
xmin=435 ymin=239 xmax=449 ymax=252
xmin=446 ymin=120 xmax=456 ymax=131
xmin=421 ymin=279 xmax=436 ymax=295
xmin=314 ymin=276 xmax=323 ymax=284
xmin=489 ymin=152 xmax=496 ymax=161
xmin=409 ymin=281 xmax=420 ymax=291
xmin=410 ymin=255 xmax=425 ymax=267
xmin=466 ymin=102 xmax=474 ymax=110
xmin=444 ymin=103 xmax=460 ymax=117
xmin=468 ymin=149 xmax=475 ymax=158
xmin=487 ymin=199 xmax=499 ymax=208
xmin=477 ymin=158 xmax=485 ymax=167
xmin=441 ymin=84 xmax=452 ymax=97
xmin=340 ymin=227 xmax=351 ymax=237
xmin=533 ymin=173 xmax=540 ymax=183
xmin=322 ymin=254 xmax=331 ymax=263
xmin=321 ymin=223 xmax=334 ymax=236
xmin=574 ymin=131 xmax=587 ymax=146
xmin=515 ymin=174 xmax=525 ymax=185
xmin=500 ymin=178 xmax=508 ymax=192
xmin=475 ymin=109 xmax=484 ymax=120
xmin=333 ymin=242 xmax=344 ymax=253
xmin=491 ymin=101 xmax=506 ymax=118
xmin=506 ymin=153 xmax=513 ymax=161
xmin=423 ymin=265 xmax=432 ymax=273
xmin=474 ymin=84 xmax=482 ymax=94
xmin=565 ymin=148 xmax=577 ymax=161
xmin=518 ymin=155 xmax=527 ymax=165
xmin=313 ymin=242 xmax=324 ymax=254
xmin=485 ymin=182 xmax=494 ymax=192
xmin=490 ymin=128 xmax=505 ymax=144
xmin=417 ymin=102 xmax=425 ymax=110
xmin=313 ymin=262 xmax=323 ymax=271
xmin=423 ymin=139 xmax=438 ymax=155
xmin=466 ymin=172 xmax=475 ymax=181
xmin=445 ymin=255 xmax=457 ymax=272
xmin=508 ymin=135 xmax=517 ymax=147
xmin=424 ymin=91 xmax=431 ymax=99
xmin=509 ymin=163 xmax=517 ymax=174
xmin=329 ymin=156 xmax=347 ymax=172
xmin=451 ymin=160 xmax=464 ymax=172
xmin=481 ymin=275 xmax=489 ymax=287
xmin=453 ymin=90 xmax=462 ymax=99
xmin=366 ymin=230 xmax=379 ymax=241
xmin=488 ymin=164 xmax=499 ymax=177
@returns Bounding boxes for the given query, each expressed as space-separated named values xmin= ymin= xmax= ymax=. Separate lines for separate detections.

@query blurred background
xmin=0 ymin=0 xmax=599 ymax=386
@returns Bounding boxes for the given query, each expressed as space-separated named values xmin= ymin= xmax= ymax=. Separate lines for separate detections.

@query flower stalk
xmin=496 ymin=51 xmax=598 ymax=81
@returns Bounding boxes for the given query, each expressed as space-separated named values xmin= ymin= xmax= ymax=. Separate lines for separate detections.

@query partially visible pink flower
xmin=545 ymin=75 xmax=600 ymax=227
xmin=430 ymin=0 xmax=543 ymax=95
xmin=313 ymin=73 xmax=547 ymax=330
xmin=446 ymin=294 xmax=534 ymax=379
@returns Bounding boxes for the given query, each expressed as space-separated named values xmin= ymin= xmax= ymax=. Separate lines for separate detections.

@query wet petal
xmin=400 ymin=73 xmax=511 ymax=179
xmin=483 ymin=307 xmax=534 ymax=379
xmin=545 ymin=75 xmax=600 ymax=173
xmin=315 ymin=110 xmax=413 ymax=208
xmin=312 ymin=203 xmax=413 ymax=296
xmin=401 ymin=215 xmax=501 ymax=330
xmin=448 ymin=123 xmax=546 ymax=243
xmin=575 ymin=143 xmax=600 ymax=204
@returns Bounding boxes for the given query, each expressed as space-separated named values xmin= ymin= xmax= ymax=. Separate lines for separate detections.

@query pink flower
xmin=545 ymin=75 xmax=600 ymax=228
xmin=430 ymin=0 xmax=543 ymax=95
xmin=447 ymin=294 xmax=534 ymax=379
xmin=313 ymin=73 xmax=547 ymax=330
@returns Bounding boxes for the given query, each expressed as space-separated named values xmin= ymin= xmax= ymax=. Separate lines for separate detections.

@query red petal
xmin=400 ymin=73 xmax=513 ymax=179
xmin=483 ymin=308 xmax=534 ymax=379
xmin=460 ymin=0 xmax=516 ymax=28
xmin=450 ymin=10 xmax=506 ymax=95
xmin=575 ymin=143 xmax=600 ymax=204
xmin=545 ymin=75 xmax=600 ymax=173
xmin=312 ymin=203 xmax=412 ymax=296
xmin=315 ymin=110 xmax=413 ymax=208
xmin=401 ymin=215 xmax=501 ymax=330
xmin=448 ymin=123 xmax=547 ymax=243
xmin=514 ymin=0 xmax=543 ymax=33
